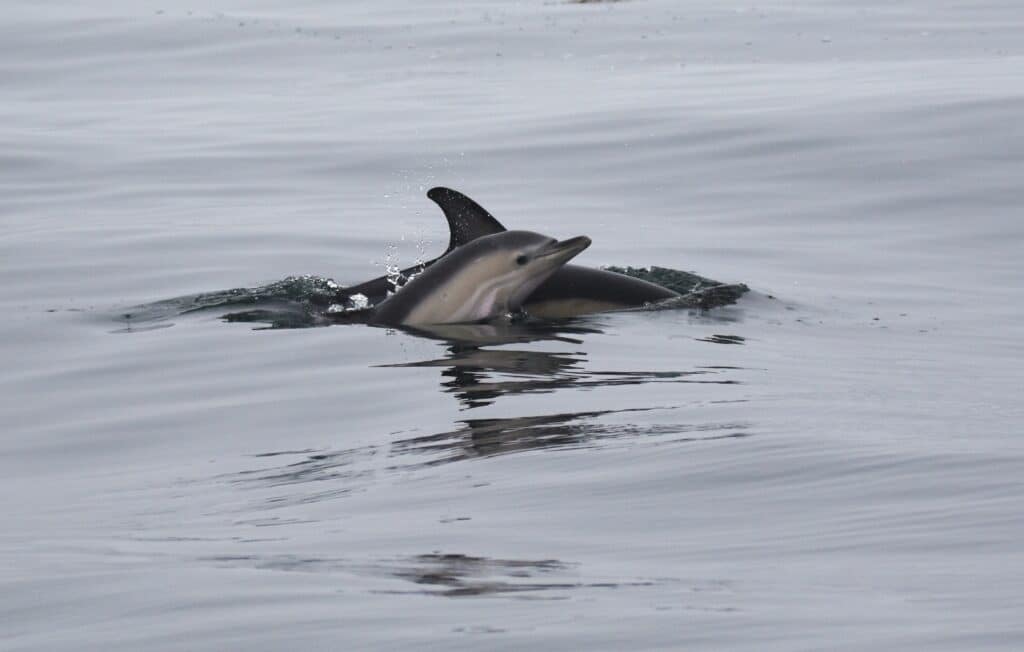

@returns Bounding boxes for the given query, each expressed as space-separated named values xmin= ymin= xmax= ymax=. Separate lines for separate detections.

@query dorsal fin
xmin=427 ymin=187 xmax=507 ymax=253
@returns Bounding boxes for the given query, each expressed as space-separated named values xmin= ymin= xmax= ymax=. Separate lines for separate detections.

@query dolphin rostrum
xmin=370 ymin=230 xmax=591 ymax=326
xmin=334 ymin=188 xmax=679 ymax=318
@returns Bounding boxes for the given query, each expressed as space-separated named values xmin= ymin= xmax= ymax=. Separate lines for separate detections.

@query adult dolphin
xmin=335 ymin=187 xmax=679 ymax=318
xmin=371 ymin=230 xmax=591 ymax=326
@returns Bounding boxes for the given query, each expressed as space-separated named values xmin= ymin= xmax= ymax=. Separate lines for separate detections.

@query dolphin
xmin=370 ymin=230 xmax=591 ymax=326
xmin=334 ymin=187 xmax=679 ymax=318
xmin=425 ymin=187 xmax=682 ymax=317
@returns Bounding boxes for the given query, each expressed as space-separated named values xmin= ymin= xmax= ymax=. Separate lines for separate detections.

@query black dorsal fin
xmin=427 ymin=187 xmax=507 ymax=253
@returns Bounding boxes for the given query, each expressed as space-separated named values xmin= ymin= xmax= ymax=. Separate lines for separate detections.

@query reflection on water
xmin=697 ymin=334 xmax=746 ymax=345
xmin=157 ymin=280 xmax=754 ymax=611
xmin=399 ymin=348 xmax=585 ymax=409
xmin=235 ymin=447 xmax=374 ymax=487
xmin=391 ymin=411 xmax=751 ymax=468
xmin=383 ymin=321 xmax=742 ymax=409
xmin=202 ymin=551 xmax=690 ymax=599
xmin=228 ymin=409 xmax=750 ymax=511
xmin=228 ymin=447 xmax=377 ymax=509
xmin=220 ymin=319 xmax=752 ymax=506
xmin=393 ymin=319 xmax=602 ymax=347
xmin=380 ymin=553 xmax=660 ymax=598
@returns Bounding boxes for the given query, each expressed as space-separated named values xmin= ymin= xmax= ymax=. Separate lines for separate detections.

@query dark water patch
xmin=697 ymin=334 xmax=746 ymax=345
xmin=386 ymin=553 xmax=574 ymax=597
xmin=201 ymin=551 xmax=671 ymax=599
xmin=377 ymin=552 xmax=688 ymax=599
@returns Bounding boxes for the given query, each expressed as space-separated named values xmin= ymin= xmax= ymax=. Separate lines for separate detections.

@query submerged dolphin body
xmin=335 ymin=188 xmax=680 ymax=318
xmin=370 ymin=230 xmax=591 ymax=326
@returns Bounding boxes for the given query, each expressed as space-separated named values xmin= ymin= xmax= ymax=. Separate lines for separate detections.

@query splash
xmin=381 ymin=243 xmax=403 ymax=296
xmin=380 ymin=233 xmax=432 ymax=296
xmin=326 ymin=293 xmax=369 ymax=314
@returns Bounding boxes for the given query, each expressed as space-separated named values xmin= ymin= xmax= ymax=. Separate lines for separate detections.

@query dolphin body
xmin=336 ymin=188 xmax=680 ymax=319
xmin=370 ymin=230 xmax=591 ymax=326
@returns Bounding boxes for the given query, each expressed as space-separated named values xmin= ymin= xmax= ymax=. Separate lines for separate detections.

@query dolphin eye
xmin=515 ymin=254 xmax=529 ymax=266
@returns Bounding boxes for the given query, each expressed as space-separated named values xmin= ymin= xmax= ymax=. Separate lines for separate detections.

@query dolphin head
xmin=372 ymin=230 xmax=591 ymax=326
xmin=490 ymin=231 xmax=592 ymax=310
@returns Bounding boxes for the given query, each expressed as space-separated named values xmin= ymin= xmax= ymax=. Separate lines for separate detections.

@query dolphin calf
xmin=335 ymin=187 xmax=679 ymax=318
xmin=370 ymin=230 xmax=591 ymax=326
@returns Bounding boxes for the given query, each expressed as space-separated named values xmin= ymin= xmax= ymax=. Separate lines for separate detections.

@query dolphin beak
xmin=537 ymin=235 xmax=591 ymax=263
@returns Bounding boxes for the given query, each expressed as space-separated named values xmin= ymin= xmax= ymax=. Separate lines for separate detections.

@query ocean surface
xmin=2 ymin=1 xmax=1023 ymax=649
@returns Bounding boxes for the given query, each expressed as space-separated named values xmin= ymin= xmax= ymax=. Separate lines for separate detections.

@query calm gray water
xmin=2 ymin=1 xmax=1023 ymax=649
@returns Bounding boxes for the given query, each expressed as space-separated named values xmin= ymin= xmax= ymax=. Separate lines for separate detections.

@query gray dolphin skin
xmin=336 ymin=187 xmax=680 ymax=318
xmin=370 ymin=230 xmax=591 ymax=326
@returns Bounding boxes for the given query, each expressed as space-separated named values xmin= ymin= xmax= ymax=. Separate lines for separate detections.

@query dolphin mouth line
xmin=536 ymin=235 xmax=591 ymax=260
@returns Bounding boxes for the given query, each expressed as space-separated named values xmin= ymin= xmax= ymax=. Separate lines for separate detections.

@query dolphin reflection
xmin=234 ymin=409 xmax=752 ymax=494
xmin=391 ymin=408 xmax=750 ymax=467
xmin=226 ymin=321 xmax=752 ymax=504
xmin=379 ymin=320 xmax=740 ymax=410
